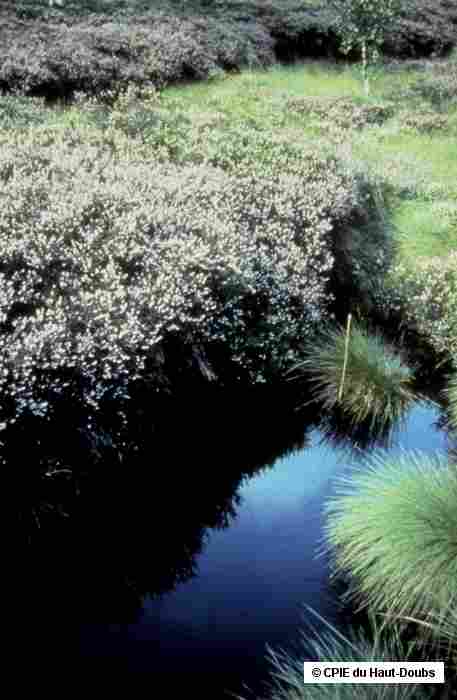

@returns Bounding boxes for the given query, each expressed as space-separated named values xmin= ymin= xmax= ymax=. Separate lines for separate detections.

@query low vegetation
xmin=449 ymin=374 xmax=457 ymax=434
xmin=325 ymin=450 xmax=457 ymax=622
xmin=247 ymin=609 xmax=436 ymax=700
xmin=289 ymin=320 xmax=417 ymax=432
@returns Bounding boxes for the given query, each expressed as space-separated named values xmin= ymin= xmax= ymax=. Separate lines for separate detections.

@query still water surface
xmin=79 ymin=401 xmax=449 ymax=698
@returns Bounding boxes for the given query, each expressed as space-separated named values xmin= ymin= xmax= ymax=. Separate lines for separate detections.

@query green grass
xmin=392 ymin=199 xmax=457 ymax=261
xmin=161 ymin=62 xmax=361 ymax=121
xmin=325 ymin=450 xmax=457 ymax=623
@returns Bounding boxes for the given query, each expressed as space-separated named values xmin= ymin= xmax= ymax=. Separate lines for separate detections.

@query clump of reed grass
xmin=324 ymin=450 xmax=457 ymax=623
xmin=398 ymin=600 xmax=457 ymax=673
xmin=237 ymin=608 xmax=434 ymax=700
xmin=443 ymin=368 xmax=457 ymax=435
xmin=290 ymin=320 xmax=417 ymax=432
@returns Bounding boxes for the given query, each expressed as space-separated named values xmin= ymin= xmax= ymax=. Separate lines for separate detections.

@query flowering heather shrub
xmin=0 ymin=13 xmax=275 ymax=99
xmin=185 ymin=109 xmax=227 ymax=132
xmin=397 ymin=110 xmax=449 ymax=133
xmin=170 ymin=118 xmax=348 ymax=180
xmin=0 ymin=126 xmax=382 ymax=425
xmin=286 ymin=96 xmax=394 ymax=130
xmin=174 ymin=121 xmax=396 ymax=309
xmin=187 ymin=15 xmax=276 ymax=71
xmin=127 ymin=17 xmax=221 ymax=85
xmin=375 ymin=253 xmax=457 ymax=362
xmin=72 ymin=87 xmax=194 ymax=161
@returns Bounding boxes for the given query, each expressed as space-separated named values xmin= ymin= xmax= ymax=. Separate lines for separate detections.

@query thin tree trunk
xmin=362 ymin=40 xmax=369 ymax=96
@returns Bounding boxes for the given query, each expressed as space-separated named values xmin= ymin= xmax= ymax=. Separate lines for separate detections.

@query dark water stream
xmin=70 ymin=400 xmax=449 ymax=698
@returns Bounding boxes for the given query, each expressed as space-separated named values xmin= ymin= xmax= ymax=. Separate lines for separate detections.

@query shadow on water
xmin=8 ymin=374 xmax=454 ymax=696
xmin=10 ymin=381 xmax=314 ymax=683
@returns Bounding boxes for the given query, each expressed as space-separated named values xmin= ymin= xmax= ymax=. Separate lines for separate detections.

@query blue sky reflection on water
xmin=127 ymin=402 xmax=449 ymax=685
xmin=81 ymin=401 xmax=450 ymax=696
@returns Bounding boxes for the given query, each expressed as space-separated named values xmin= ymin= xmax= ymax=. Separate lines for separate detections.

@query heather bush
xmin=0 ymin=12 xmax=275 ymax=99
xmin=190 ymin=15 xmax=276 ymax=71
xmin=397 ymin=109 xmax=450 ymax=133
xmin=375 ymin=254 xmax=457 ymax=362
xmin=0 ymin=126 xmax=383 ymax=426
xmin=0 ymin=22 xmax=141 ymax=97
xmin=127 ymin=17 xmax=223 ymax=85
xmin=286 ymin=96 xmax=394 ymax=130
xmin=166 ymin=122 xmax=396 ymax=313
xmin=2 ymin=0 xmax=456 ymax=104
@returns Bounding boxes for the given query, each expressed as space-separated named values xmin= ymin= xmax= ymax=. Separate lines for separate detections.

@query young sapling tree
xmin=330 ymin=0 xmax=403 ymax=95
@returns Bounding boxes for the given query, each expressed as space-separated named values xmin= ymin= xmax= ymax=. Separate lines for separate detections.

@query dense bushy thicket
xmin=0 ymin=11 xmax=275 ymax=99
xmin=1 ymin=0 xmax=456 ymax=100
xmin=381 ymin=0 xmax=457 ymax=58
xmin=0 ymin=124 xmax=392 ymax=428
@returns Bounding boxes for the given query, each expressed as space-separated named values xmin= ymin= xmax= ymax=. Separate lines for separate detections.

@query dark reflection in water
xmin=10 ymin=383 xmax=453 ymax=697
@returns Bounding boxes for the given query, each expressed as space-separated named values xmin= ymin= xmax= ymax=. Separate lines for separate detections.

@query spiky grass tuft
xmin=443 ymin=369 xmax=457 ymax=435
xmin=398 ymin=601 xmax=457 ymax=674
xmin=237 ymin=607 xmax=434 ymax=700
xmin=290 ymin=322 xmax=417 ymax=432
xmin=325 ymin=450 xmax=457 ymax=622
